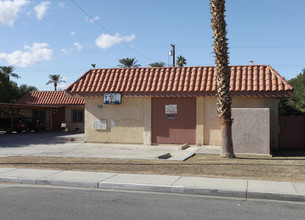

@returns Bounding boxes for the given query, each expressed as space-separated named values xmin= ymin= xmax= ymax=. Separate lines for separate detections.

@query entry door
xmin=152 ymin=97 xmax=196 ymax=144
xmin=52 ymin=107 xmax=65 ymax=131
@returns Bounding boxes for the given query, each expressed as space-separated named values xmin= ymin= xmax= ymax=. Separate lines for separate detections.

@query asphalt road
xmin=0 ymin=184 xmax=305 ymax=220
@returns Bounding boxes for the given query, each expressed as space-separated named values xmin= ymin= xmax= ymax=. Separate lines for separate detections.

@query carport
xmin=0 ymin=103 xmax=52 ymax=132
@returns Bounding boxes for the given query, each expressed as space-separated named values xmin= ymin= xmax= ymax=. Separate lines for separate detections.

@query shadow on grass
xmin=272 ymin=149 xmax=305 ymax=157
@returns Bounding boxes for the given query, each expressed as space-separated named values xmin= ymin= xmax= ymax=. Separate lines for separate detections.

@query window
xmin=72 ymin=110 xmax=83 ymax=123
xmin=33 ymin=110 xmax=46 ymax=121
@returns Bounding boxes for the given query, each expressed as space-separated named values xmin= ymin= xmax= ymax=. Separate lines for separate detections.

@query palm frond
xmin=149 ymin=62 xmax=166 ymax=67
xmin=118 ymin=57 xmax=140 ymax=68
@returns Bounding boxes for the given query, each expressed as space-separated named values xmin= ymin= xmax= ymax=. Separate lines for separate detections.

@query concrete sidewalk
xmin=1 ymin=167 xmax=305 ymax=202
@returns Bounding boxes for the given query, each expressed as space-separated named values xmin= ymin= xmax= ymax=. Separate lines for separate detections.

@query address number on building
xmin=165 ymin=104 xmax=177 ymax=114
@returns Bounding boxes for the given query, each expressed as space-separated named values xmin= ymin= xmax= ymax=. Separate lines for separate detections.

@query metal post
xmin=10 ymin=107 xmax=13 ymax=132
xmin=171 ymin=44 xmax=175 ymax=67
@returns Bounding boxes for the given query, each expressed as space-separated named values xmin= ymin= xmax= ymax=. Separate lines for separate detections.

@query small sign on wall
xmin=103 ymin=93 xmax=122 ymax=104
xmin=93 ymin=120 xmax=107 ymax=130
xmin=168 ymin=114 xmax=174 ymax=120
xmin=165 ymin=104 xmax=177 ymax=114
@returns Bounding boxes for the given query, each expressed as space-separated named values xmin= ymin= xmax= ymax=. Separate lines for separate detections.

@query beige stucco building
xmin=66 ymin=65 xmax=293 ymax=154
xmin=84 ymin=97 xmax=278 ymax=148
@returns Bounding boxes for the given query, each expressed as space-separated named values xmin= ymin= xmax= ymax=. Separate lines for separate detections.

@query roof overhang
xmin=66 ymin=91 xmax=292 ymax=98
xmin=0 ymin=103 xmax=50 ymax=110
xmin=0 ymin=103 xmax=84 ymax=109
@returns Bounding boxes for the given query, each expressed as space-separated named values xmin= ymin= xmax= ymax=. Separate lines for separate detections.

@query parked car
xmin=15 ymin=118 xmax=27 ymax=133
xmin=0 ymin=117 xmax=45 ymax=133
xmin=0 ymin=118 xmax=11 ymax=132
xmin=0 ymin=117 xmax=26 ymax=133
xmin=23 ymin=117 xmax=45 ymax=132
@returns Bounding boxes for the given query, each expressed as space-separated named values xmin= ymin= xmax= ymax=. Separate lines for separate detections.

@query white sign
xmin=165 ymin=104 xmax=177 ymax=114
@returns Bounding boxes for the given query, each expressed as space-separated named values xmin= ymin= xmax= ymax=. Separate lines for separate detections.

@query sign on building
xmin=165 ymin=104 xmax=177 ymax=114
xmin=103 ymin=93 xmax=122 ymax=104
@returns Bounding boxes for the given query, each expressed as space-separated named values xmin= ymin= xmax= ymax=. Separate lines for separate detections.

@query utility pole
xmin=171 ymin=44 xmax=175 ymax=67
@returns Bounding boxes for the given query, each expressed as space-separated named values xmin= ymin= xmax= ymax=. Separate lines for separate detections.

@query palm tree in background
xmin=149 ymin=62 xmax=166 ymax=67
xmin=0 ymin=66 xmax=20 ymax=81
xmin=118 ymin=57 xmax=141 ymax=68
xmin=176 ymin=56 xmax=187 ymax=67
xmin=46 ymin=74 xmax=66 ymax=91
xmin=210 ymin=0 xmax=235 ymax=158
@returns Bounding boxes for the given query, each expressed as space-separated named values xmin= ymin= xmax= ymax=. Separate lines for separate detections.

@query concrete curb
xmin=170 ymin=187 xmax=247 ymax=199
xmin=0 ymin=177 xmax=248 ymax=199
xmin=1 ymin=169 xmax=305 ymax=202
xmin=247 ymin=192 xmax=305 ymax=202
xmin=0 ymin=177 xmax=37 ymax=185
xmin=99 ymin=182 xmax=171 ymax=193
xmin=37 ymin=179 xmax=100 ymax=188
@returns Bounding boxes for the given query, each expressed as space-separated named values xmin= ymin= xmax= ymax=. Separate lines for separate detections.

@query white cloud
xmin=34 ymin=1 xmax=50 ymax=20
xmin=58 ymin=2 xmax=65 ymax=9
xmin=61 ymin=48 xmax=70 ymax=55
xmin=70 ymin=31 xmax=76 ymax=36
xmin=0 ymin=42 xmax=53 ymax=67
xmin=0 ymin=0 xmax=29 ymax=26
xmin=73 ymin=42 xmax=82 ymax=51
xmin=95 ymin=33 xmax=136 ymax=50
xmin=61 ymin=42 xmax=83 ymax=55
xmin=56 ymin=83 xmax=67 ymax=91
xmin=86 ymin=15 xmax=100 ymax=23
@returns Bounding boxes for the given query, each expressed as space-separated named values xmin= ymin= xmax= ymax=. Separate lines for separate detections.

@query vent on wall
xmin=93 ymin=120 xmax=107 ymax=130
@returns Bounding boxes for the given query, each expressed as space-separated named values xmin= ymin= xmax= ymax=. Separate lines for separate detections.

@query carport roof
xmin=15 ymin=91 xmax=84 ymax=107
xmin=66 ymin=65 xmax=293 ymax=98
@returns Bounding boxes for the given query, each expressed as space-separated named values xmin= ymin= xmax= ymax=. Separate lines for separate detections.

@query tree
xmin=17 ymin=84 xmax=38 ymax=100
xmin=279 ymin=69 xmax=305 ymax=115
xmin=118 ymin=57 xmax=141 ymax=68
xmin=289 ymin=69 xmax=305 ymax=113
xmin=0 ymin=66 xmax=20 ymax=81
xmin=0 ymin=66 xmax=20 ymax=103
xmin=0 ymin=66 xmax=37 ymax=118
xmin=46 ymin=74 xmax=66 ymax=91
xmin=149 ymin=62 xmax=166 ymax=67
xmin=1 ymin=66 xmax=37 ymax=103
xmin=176 ymin=55 xmax=187 ymax=67
xmin=210 ymin=0 xmax=235 ymax=158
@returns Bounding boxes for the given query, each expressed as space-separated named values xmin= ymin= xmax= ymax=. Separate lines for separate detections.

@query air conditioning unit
xmin=93 ymin=120 xmax=107 ymax=130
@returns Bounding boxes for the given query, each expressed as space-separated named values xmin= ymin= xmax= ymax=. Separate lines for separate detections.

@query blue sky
xmin=0 ymin=0 xmax=305 ymax=91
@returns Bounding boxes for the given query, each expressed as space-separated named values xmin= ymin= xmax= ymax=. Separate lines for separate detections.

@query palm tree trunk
xmin=210 ymin=0 xmax=235 ymax=158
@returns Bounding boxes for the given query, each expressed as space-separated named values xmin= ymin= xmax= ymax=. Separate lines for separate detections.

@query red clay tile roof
xmin=16 ymin=91 xmax=84 ymax=106
xmin=66 ymin=65 xmax=293 ymax=97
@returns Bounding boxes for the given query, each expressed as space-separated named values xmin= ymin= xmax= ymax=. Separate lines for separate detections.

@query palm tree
xmin=176 ymin=55 xmax=187 ymax=67
xmin=149 ymin=62 xmax=166 ymax=67
xmin=0 ymin=66 xmax=20 ymax=81
xmin=118 ymin=57 xmax=141 ymax=68
xmin=210 ymin=0 xmax=235 ymax=158
xmin=46 ymin=74 xmax=66 ymax=91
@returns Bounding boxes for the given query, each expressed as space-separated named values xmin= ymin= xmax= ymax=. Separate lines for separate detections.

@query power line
xmin=177 ymin=44 xmax=305 ymax=49
xmin=69 ymin=0 xmax=155 ymax=62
